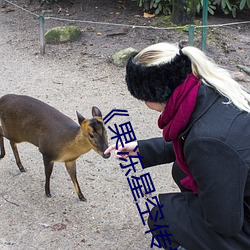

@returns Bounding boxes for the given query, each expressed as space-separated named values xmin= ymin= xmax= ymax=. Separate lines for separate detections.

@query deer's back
xmin=0 ymin=94 xmax=79 ymax=147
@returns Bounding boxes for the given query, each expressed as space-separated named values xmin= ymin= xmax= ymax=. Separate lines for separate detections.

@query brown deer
xmin=0 ymin=94 xmax=110 ymax=201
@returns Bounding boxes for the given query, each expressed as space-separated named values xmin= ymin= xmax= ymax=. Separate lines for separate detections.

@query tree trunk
xmin=171 ymin=0 xmax=198 ymax=25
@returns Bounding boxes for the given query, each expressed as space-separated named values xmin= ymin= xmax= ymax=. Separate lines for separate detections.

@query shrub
xmin=38 ymin=0 xmax=58 ymax=4
xmin=135 ymin=0 xmax=172 ymax=15
xmin=136 ymin=0 xmax=250 ymax=17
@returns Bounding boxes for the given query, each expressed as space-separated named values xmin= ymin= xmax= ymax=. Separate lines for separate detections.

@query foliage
xmin=200 ymin=0 xmax=250 ymax=17
xmin=135 ymin=0 xmax=250 ymax=17
xmin=239 ymin=0 xmax=250 ymax=9
xmin=135 ymin=0 xmax=172 ymax=15
xmin=196 ymin=0 xmax=216 ymax=15
xmin=212 ymin=0 xmax=238 ymax=17
xmin=38 ymin=0 xmax=58 ymax=4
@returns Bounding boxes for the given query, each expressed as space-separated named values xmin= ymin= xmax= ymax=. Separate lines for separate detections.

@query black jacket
xmin=138 ymin=84 xmax=250 ymax=250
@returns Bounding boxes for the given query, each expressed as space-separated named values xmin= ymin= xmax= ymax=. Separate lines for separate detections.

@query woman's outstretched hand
xmin=104 ymin=141 xmax=139 ymax=159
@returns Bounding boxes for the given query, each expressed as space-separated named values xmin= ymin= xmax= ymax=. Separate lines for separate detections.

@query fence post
xmin=188 ymin=25 xmax=195 ymax=46
xmin=202 ymin=0 xmax=208 ymax=51
xmin=39 ymin=11 xmax=45 ymax=55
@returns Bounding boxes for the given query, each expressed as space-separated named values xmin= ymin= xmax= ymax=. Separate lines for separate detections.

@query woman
xmin=104 ymin=42 xmax=250 ymax=250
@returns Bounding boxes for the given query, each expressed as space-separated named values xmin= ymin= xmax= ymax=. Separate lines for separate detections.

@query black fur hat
xmin=125 ymin=52 xmax=192 ymax=103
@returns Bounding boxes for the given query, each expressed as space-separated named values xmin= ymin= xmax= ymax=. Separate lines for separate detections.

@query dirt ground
xmin=0 ymin=0 xmax=249 ymax=249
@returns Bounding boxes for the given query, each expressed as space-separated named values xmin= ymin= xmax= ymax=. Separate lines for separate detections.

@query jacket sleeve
xmin=185 ymin=136 xmax=248 ymax=236
xmin=138 ymin=137 xmax=176 ymax=168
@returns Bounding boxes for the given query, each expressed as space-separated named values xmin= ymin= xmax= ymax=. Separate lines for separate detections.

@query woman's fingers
xmin=104 ymin=144 xmax=117 ymax=155
xmin=104 ymin=141 xmax=139 ymax=159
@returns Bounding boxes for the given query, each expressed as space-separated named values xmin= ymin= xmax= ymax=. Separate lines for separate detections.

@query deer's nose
xmin=103 ymin=152 xmax=111 ymax=159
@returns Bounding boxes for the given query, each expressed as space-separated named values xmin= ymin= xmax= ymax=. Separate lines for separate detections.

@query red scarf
xmin=158 ymin=73 xmax=200 ymax=194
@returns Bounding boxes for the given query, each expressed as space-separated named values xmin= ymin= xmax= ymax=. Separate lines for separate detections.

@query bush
xmin=212 ymin=0 xmax=250 ymax=17
xmin=136 ymin=0 xmax=250 ymax=18
xmin=38 ymin=0 xmax=58 ymax=4
xmin=135 ymin=0 xmax=172 ymax=15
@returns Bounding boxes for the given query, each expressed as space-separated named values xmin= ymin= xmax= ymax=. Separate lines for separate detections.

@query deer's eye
xmin=89 ymin=133 xmax=94 ymax=139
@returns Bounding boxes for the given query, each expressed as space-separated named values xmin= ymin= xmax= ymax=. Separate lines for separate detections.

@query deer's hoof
xmin=79 ymin=196 xmax=87 ymax=202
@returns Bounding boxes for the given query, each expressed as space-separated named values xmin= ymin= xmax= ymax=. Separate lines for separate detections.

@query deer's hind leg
xmin=43 ymin=155 xmax=54 ymax=198
xmin=0 ymin=126 xmax=5 ymax=159
xmin=10 ymin=141 xmax=26 ymax=172
xmin=65 ymin=161 xmax=86 ymax=202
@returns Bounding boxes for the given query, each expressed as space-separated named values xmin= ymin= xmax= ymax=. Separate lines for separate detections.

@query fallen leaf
xmin=51 ymin=223 xmax=67 ymax=231
xmin=143 ymin=12 xmax=155 ymax=18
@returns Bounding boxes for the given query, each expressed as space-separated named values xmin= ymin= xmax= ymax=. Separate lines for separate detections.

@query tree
xmin=171 ymin=0 xmax=199 ymax=25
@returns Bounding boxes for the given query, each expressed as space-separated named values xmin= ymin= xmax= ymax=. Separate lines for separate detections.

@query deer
xmin=0 ymin=94 xmax=111 ymax=202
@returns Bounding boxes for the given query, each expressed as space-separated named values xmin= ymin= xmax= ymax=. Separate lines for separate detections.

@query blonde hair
xmin=134 ymin=42 xmax=250 ymax=113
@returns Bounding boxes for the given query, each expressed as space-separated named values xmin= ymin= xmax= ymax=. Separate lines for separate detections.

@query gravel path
xmin=0 ymin=3 xmax=176 ymax=250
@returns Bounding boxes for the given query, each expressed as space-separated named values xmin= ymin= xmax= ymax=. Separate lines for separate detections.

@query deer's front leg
xmin=65 ymin=160 xmax=86 ymax=202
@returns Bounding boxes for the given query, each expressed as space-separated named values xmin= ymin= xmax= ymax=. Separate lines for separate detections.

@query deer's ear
xmin=92 ymin=106 xmax=102 ymax=118
xmin=76 ymin=111 xmax=85 ymax=125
